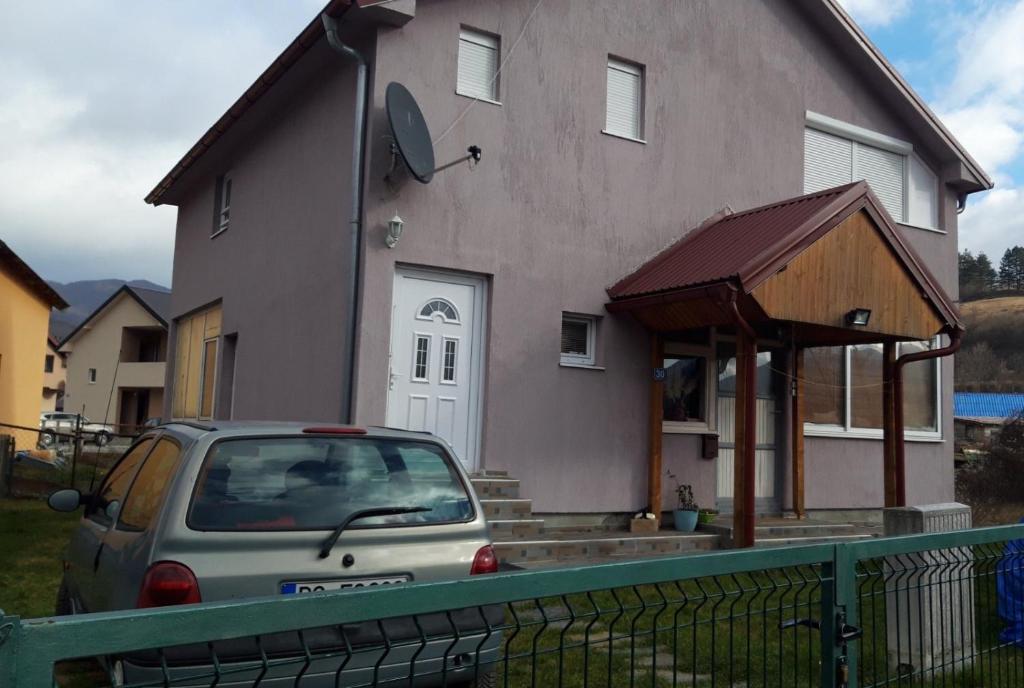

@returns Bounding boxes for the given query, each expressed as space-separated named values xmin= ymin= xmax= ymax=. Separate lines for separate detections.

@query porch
xmin=604 ymin=181 xmax=963 ymax=547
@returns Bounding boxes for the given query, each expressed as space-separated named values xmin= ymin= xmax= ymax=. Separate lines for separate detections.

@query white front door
xmin=386 ymin=268 xmax=485 ymax=470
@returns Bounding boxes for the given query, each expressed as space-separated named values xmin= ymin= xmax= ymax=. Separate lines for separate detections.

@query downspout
xmin=322 ymin=10 xmax=369 ymax=424
xmin=722 ymin=289 xmax=758 ymax=547
xmin=892 ymin=328 xmax=962 ymax=506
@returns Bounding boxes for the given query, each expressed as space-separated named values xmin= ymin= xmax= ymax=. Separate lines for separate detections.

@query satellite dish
xmin=386 ymin=82 xmax=435 ymax=184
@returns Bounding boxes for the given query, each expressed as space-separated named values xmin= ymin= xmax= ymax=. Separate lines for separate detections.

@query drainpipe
xmin=322 ymin=10 xmax=369 ymax=424
xmin=892 ymin=328 xmax=962 ymax=506
xmin=722 ymin=290 xmax=758 ymax=548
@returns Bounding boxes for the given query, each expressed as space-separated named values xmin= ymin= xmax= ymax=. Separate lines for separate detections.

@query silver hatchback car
xmin=48 ymin=422 xmax=500 ymax=687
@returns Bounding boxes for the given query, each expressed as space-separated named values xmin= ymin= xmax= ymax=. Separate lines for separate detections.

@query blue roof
xmin=954 ymin=393 xmax=1024 ymax=420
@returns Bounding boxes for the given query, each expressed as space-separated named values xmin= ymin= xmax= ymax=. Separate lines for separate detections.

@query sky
xmin=0 ymin=1 xmax=1021 ymax=286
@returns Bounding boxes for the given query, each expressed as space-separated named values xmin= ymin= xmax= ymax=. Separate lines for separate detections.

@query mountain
xmin=48 ymin=279 xmax=170 ymax=342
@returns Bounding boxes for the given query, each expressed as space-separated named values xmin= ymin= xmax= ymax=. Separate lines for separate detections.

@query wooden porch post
xmin=648 ymin=333 xmax=665 ymax=522
xmin=791 ymin=347 xmax=806 ymax=519
xmin=882 ymin=340 xmax=898 ymax=508
xmin=733 ymin=331 xmax=757 ymax=548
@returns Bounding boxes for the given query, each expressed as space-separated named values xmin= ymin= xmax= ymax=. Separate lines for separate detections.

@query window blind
xmin=856 ymin=143 xmax=904 ymax=221
xmin=561 ymin=319 xmax=590 ymax=356
xmin=606 ymin=58 xmax=643 ymax=139
xmin=804 ymin=128 xmax=853 ymax=194
xmin=457 ymin=29 xmax=499 ymax=101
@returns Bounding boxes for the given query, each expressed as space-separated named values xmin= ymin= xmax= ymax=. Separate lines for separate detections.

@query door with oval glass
xmin=715 ymin=347 xmax=785 ymax=514
xmin=386 ymin=268 xmax=485 ymax=470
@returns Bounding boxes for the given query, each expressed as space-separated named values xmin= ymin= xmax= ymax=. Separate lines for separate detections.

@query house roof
xmin=59 ymin=284 xmax=171 ymax=348
xmin=954 ymin=393 xmax=1024 ymax=422
xmin=0 ymin=240 xmax=68 ymax=310
xmin=606 ymin=181 xmax=962 ymax=332
xmin=144 ymin=0 xmax=992 ymax=206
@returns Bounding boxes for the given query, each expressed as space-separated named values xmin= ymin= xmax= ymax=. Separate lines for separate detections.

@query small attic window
xmin=213 ymin=172 xmax=232 ymax=237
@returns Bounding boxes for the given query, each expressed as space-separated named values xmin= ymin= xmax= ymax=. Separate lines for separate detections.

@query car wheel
xmin=95 ymin=431 xmax=111 ymax=446
xmin=55 ymin=577 xmax=72 ymax=616
xmin=462 ymin=670 xmax=497 ymax=688
xmin=39 ymin=430 xmax=56 ymax=448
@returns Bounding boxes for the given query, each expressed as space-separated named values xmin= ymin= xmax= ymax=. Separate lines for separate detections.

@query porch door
xmin=715 ymin=350 xmax=783 ymax=514
xmin=386 ymin=268 xmax=485 ymax=470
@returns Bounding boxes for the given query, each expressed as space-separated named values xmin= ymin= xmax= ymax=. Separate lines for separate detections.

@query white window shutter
xmin=606 ymin=59 xmax=643 ymax=139
xmin=856 ymin=143 xmax=905 ymax=222
xmin=907 ymin=154 xmax=939 ymax=229
xmin=458 ymin=30 xmax=499 ymax=101
xmin=804 ymin=128 xmax=853 ymax=194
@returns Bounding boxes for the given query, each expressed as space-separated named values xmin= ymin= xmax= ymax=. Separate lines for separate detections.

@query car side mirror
xmin=48 ymin=488 xmax=84 ymax=513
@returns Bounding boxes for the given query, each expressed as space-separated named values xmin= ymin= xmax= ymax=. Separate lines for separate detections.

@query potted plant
xmin=666 ymin=470 xmax=699 ymax=532
xmin=698 ymin=508 xmax=718 ymax=526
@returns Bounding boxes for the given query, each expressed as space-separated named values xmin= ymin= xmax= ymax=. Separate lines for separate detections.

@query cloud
xmin=837 ymin=0 xmax=913 ymax=27
xmin=0 ymin=1 xmax=325 ymax=284
xmin=959 ymin=188 xmax=1024 ymax=260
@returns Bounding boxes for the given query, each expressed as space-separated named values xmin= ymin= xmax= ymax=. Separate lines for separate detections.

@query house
xmin=0 ymin=241 xmax=68 ymax=432
xmin=954 ymin=392 xmax=1024 ymax=454
xmin=147 ymin=0 xmax=990 ymax=543
xmin=41 ymin=335 xmax=67 ymax=413
xmin=59 ymin=285 xmax=170 ymax=432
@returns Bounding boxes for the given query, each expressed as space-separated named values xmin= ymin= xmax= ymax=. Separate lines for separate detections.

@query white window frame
xmin=804 ymin=112 xmax=941 ymax=233
xmin=440 ymin=336 xmax=459 ymax=385
xmin=456 ymin=27 xmax=501 ymax=105
xmin=804 ymin=337 xmax=943 ymax=442
xmin=662 ymin=341 xmax=715 ymax=434
xmin=603 ymin=57 xmax=646 ymax=144
xmin=213 ymin=172 xmax=232 ymax=238
xmin=411 ymin=333 xmax=431 ymax=383
xmin=560 ymin=314 xmax=598 ymax=368
xmin=198 ymin=336 xmax=219 ymax=421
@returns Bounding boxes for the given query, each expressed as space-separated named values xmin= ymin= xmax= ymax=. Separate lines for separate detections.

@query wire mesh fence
xmin=856 ymin=539 xmax=1024 ymax=688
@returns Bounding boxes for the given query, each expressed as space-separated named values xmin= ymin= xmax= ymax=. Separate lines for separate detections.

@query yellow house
xmin=0 ymin=241 xmax=68 ymax=434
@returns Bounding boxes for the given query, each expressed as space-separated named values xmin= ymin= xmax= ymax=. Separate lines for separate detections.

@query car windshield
xmin=188 ymin=436 xmax=473 ymax=531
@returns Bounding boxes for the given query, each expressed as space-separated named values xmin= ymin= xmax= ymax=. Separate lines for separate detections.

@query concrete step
xmin=480 ymin=498 xmax=533 ymax=520
xmin=471 ymin=469 xmax=509 ymax=477
xmin=754 ymin=533 xmax=877 ymax=548
xmin=488 ymin=519 xmax=545 ymax=540
xmin=471 ymin=477 xmax=520 ymax=499
xmin=699 ymin=521 xmax=874 ymax=539
xmin=494 ymin=532 xmax=720 ymax=566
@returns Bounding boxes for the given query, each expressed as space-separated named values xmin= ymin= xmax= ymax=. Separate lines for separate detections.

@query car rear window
xmin=187 ymin=437 xmax=473 ymax=531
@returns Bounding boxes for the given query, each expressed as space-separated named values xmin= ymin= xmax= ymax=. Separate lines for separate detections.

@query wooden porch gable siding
xmin=750 ymin=210 xmax=943 ymax=340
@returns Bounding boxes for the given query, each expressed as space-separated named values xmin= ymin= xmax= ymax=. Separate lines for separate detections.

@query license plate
xmin=280 ymin=577 xmax=409 ymax=594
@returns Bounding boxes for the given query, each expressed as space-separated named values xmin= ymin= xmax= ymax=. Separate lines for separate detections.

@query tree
xmin=976 ymin=252 xmax=998 ymax=292
xmin=999 ymin=246 xmax=1024 ymax=291
xmin=960 ymin=250 xmax=999 ymax=299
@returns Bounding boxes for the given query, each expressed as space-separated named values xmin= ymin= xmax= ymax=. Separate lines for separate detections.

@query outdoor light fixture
xmin=385 ymin=214 xmax=404 ymax=248
xmin=846 ymin=308 xmax=872 ymax=327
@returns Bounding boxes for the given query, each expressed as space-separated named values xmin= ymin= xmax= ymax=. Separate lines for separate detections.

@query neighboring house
xmin=41 ymin=335 xmax=67 ymax=413
xmin=148 ymin=0 xmax=990 ymax=524
xmin=954 ymin=392 xmax=1024 ymax=454
xmin=59 ymin=285 xmax=170 ymax=432
xmin=0 ymin=241 xmax=68 ymax=433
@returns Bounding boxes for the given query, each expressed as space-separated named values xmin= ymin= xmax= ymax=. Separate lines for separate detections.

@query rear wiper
xmin=318 ymin=506 xmax=431 ymax=559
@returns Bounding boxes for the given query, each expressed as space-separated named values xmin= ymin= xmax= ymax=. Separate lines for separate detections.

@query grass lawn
xmin=0 ymin=497 xmax=79 ymax=618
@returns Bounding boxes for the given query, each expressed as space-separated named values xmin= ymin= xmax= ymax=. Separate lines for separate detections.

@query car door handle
xmin=92 ymin=544 xmax=104 ymax=572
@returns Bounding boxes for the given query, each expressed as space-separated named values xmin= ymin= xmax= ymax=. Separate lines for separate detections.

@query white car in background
xmin=39 ymin=413 xmax=114 ymax=446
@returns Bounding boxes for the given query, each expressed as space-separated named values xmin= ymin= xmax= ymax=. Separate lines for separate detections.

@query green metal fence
xmin=2 ymin=525 xmax=1024 ymax=687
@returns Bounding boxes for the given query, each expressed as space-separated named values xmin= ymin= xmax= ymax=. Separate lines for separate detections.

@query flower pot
xmin=698 ymin=510 xmax=717 ymax=525
xmin=673 ymin=509 xmax=699 ymax=532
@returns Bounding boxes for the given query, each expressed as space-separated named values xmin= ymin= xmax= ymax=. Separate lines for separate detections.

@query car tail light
xmin=137 ymin=561 xmax=202 ymax=608
xmin=470 ymin=545 xmax=499 ymax=575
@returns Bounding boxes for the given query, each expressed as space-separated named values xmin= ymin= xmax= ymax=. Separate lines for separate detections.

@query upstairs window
xmin=457 ymin=28 xmax=500 ymax=102
xmin=605 ymin=57 xmax=644 ymax=141
xmin=804 ymin=113 xmax=938 ymax=229
xmin=44 ymin=355 xmax=54 ymax=373
xmin=213 ymin=172 xmax=232 ymax=236
xmin=560 ymin=314 xmax=597 ymax=367
xmin=88 ymin=368 xmax=97 ymax=384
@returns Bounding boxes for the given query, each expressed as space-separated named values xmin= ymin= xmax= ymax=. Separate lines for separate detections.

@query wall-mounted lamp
xmin=385 ymin=214 xmax=404 ymax=249
xmin=845 ymin=308 xmax=872 ymax=327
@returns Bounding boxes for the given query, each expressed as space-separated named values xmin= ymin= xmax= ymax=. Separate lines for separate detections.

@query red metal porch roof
xmin=607 ymin=181 xmax=962 ymax=331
